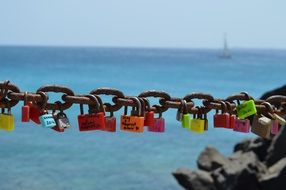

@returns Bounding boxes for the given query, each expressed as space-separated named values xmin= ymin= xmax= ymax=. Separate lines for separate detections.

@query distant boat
xmin=220 ymin=34 xmax=231 ymax=59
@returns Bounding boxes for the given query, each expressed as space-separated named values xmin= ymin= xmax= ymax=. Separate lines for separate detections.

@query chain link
xmin=0 ymin=81 xmax=286 ymax=116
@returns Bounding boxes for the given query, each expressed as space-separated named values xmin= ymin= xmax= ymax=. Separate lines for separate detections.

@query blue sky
xmin=0 ymin=0 xmax=285 ymax=49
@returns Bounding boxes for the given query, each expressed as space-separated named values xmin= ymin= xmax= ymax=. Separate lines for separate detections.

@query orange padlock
xmin=120 ymin=97 xmax=144 ymax=133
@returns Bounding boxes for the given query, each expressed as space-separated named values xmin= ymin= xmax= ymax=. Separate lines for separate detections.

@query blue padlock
xmin=39 ymin=113 xmax=56 ymax=128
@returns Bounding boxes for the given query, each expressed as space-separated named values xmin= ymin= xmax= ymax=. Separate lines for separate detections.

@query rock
xmin=266 ymin=126 xmax=286 ymax=166
xmin=260 ymin=85 xmax=286 ymax=100
xmin=260 ymin=157 xmax=286 ymax=190
xmin=234 ymin=138 xmax=272 ymax=161
xmin=173 ymin=168 xmax=217 ymax=190
xmin=211 ymin=152 xmax=266 ymax=190
xmin=197 ymin=146 xmax=230 ymax=172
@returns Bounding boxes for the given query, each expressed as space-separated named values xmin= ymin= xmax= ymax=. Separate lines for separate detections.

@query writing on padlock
xmin=78 ymin=95 xmax=105 ymax=132
xmin=21 ymin=92 xmax=30 ymax=122
xmin=37 ymin=92 xmax=56 ymax=128
xmin=236 ymin=99 xmax=257 ymax=119
xmin=251 ymin=115 xmax=272 ymax=139
xmin=214 ymin=101 xmax=230 ymax=129
xmin=233 ymin=118 xmax=250 ymax=133
xmin=190 ymin=107 xmax=206 ymax=133
xmin=120 ymin=97 xmax=144 ymax=133
xmin=0 ymin=107 xmax=15 ymax=132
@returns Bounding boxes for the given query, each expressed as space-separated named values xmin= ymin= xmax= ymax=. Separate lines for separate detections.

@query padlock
xmin=21 ymin=92 xmax=30 ymax=122
xmin=120 ymin=97 xmax=144 ymax=133
xmin=190 ymin=107 xmax=205 ymax=133
xmin=181 ymin=100 xmax=190 ymax=128
xmin=29 ymin=92 xmax=47 ymax=124
xmin=52 ymin=101 xmax=71 ymax=132
xmin=78 ymin=95 xmax=105 ymax=131
xmin=142 ymin=98 xmax=154 ymax=127
xmin=0 ymin=107 xmax=15 ymax=132
xmin=37 ymin=92 xmax=56 ymax=128
xmin=271 ymin=121 xmax=280 ymax=135
xmin=105 ymin=112 xmax=116 ymax=132
xmin=214 ymin=101 xmax=230 ymax=128
xmin=176 ymin=101 xmax=183 ymax=122
xmin=149 ymin=107 xmax=165 ymax=132
xmin=233 ymin=118 xmax=250 ymax=133
xmin=39 ymin=111 xmax=57 ymax=128
xmin=225 ymin=101 xmax=236 ymax=129
xmin=28 ymin=101 xmax=42 ymax=124
xmin=236 ymin=99 xmax=257 ymax=119
xmin=251 ymin=114 xmax=272 ymax=138
xmin=271 ymin=113 xmax=286 ymax=126
xmin=202 ymin=109 xmax=208 ymax=131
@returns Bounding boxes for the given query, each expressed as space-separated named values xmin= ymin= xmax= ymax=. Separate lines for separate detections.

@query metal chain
xmin=1 ymin=81 xmax=286 ymax=116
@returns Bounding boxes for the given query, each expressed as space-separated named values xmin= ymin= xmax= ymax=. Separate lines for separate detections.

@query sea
xmin=0 ymin=46 xmax=285 ymax=190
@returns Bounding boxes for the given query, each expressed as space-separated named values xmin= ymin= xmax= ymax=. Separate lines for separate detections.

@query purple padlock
xmin=271 ymin=121 xmax=280 ymax=135
xmin=233 ymin=119 xmax=250 ymax=133
xmin=148 ymin=111 xmax=165 ymax=133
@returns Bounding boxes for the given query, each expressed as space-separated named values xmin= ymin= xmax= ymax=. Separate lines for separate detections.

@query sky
xmin=0 ymin=0 xmax=285 ymax=49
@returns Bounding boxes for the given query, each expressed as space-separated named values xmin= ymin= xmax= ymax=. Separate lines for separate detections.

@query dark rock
xmin=173 ymin=168 xmax=217 ymax=190
xmin=234 ymin=137 xmax=271 ymax=161
xmin=266 ymin=126 xmax=286 ymax=166
xmin=211 ymin=152 xmax=266 ymax=190
xmin=197 ymin=146 xmax=230 ymax=172
xmin=260 ymin=157 xmax=286 ymax=190
xmin=260 ymin=85 xmax=286 ymax=100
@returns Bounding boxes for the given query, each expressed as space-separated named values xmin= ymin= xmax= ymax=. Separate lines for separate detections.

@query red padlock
xmin=214 ymin=101 xmax=230 ymax=128
xmin=142 ymin=98 xmax=155 ymax=127
xmin=78 ymin=95 xmax=105 ymax=131
xmin=105 ymin=111 xmax=116 ymax=132
xmin=21 ymin=92 xmax=30 ymax=122
xmin=29 ymin=92 xmax=47 ymax=124
xmin=226 ymin=101 xmax=236 ymax=129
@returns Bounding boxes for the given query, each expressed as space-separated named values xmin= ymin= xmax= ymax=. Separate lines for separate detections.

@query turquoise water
xmin=0 ymin=46 xmax=285 ymax=190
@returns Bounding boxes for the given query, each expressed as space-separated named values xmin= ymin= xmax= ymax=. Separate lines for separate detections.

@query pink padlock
xmin=148 ymin=111 xmax=165 ymax=133
xmin=271 ymin=121 xmax=280 ymax=135
xmin=233 ymin=119 xmax=250 ymax=133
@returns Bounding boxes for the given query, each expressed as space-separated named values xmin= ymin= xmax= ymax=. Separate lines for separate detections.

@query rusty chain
xmin=1 ymin=81 xmax=286 ymax=116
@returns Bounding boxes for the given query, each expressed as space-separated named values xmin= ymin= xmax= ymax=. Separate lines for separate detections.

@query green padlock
xmin=236 ymin=99 xmax=257 ymax=119
xmin=0 ymin=107 xmax=15 ymax=132
xmin=181 ymin=100 xmax=190 ymax=128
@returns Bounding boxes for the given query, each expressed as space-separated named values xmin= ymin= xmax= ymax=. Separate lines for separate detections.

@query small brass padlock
xmin=251 ymin=114 xmax=272 ymax=139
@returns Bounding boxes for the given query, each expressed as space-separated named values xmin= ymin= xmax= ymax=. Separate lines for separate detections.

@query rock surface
xmin=197 ymin=146 xmax=230 ymax=172
xmin=173 ymin=121 xmax=286 ymax=190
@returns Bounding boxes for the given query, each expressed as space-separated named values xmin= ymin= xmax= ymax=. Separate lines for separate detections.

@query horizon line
xmin=0 ymin=44 xmax=286 ymax=51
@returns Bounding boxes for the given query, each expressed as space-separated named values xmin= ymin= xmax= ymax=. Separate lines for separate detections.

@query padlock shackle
xmin=85 ymin=94 xmax=100 ymax=114
xmin=138 ymin=97 xmax=146 ymax=117
xmin=220 ymin=101 xmax=227 ymax=114
xmin=130 ymin=97 xmax=142 ymax=116
xmin=37 ymin=91 xmax=48 ymax=111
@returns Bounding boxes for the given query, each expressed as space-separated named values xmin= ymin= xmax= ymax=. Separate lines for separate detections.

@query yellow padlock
xmin=190 ymin=107 xmax=205 ymax=133
xmin=0 ymin=107 xmax=15 ymax=132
